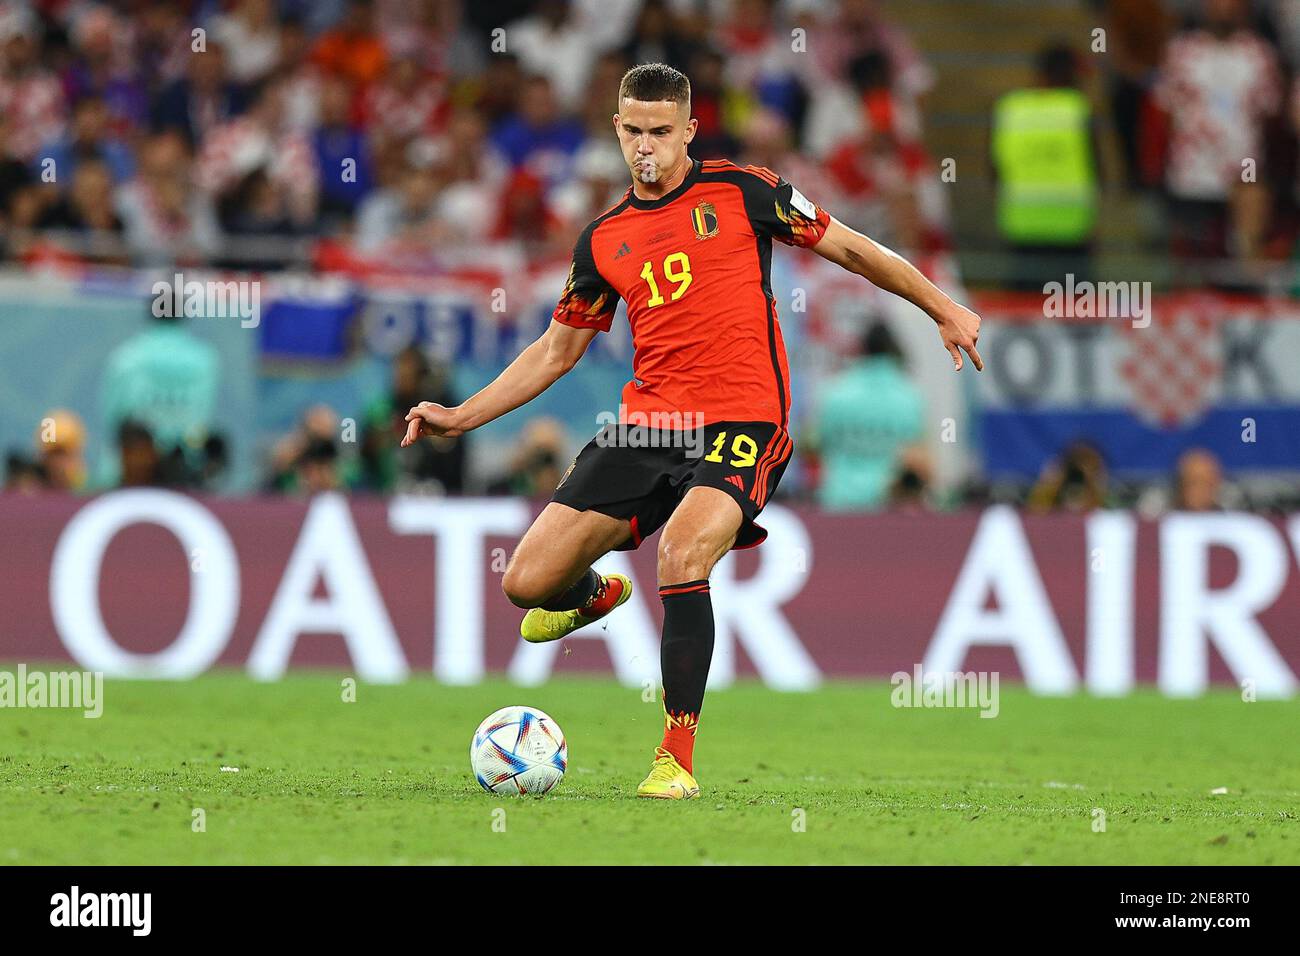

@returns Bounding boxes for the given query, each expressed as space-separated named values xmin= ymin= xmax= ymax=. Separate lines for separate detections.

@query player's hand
xmin=401 ymin=402 xmax=465 ymax=446
xmin=934 ymin=302 xmax=983 ymax=372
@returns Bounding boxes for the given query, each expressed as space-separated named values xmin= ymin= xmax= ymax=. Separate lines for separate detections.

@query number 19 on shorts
xmin=704 ymin=431 xmax=758 ymax=468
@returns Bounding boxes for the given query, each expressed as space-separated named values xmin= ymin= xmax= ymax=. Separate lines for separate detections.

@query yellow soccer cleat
xmin=636 ymin=747 xmax=701 ymax=800
xmin=520 ymin=573 xmax=633 ymax=644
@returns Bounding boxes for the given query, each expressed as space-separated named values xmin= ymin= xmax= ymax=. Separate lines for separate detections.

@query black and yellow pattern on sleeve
xmin=731 ymin=164 xmax=831 ymax=248
xmin=552 ymin=221 xmax=620 ymax=332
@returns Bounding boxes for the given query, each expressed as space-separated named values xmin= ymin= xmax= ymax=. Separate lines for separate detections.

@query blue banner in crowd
xmin=257 ymin=274 xmax=635 ymax=366
xmin=974 ymin=293 xmax=1300 ymax=477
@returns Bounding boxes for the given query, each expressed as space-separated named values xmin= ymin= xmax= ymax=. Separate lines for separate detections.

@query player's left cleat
xmin=520 ymin=573 xmax=633 ymax=644
xmin=636 ymin=747 xmax=701 ymax=800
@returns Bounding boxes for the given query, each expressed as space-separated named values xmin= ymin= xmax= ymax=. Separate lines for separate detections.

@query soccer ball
xmin=470 ymin=705 xmax=567 ymax=795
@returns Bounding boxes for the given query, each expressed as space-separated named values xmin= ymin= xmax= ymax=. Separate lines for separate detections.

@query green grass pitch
xmin=1 ymin=669 xmax=1297 ymax=865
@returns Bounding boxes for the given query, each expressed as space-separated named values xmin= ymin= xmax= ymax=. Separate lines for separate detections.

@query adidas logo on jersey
xmin=613 ymin=241 xmax=632 ymax=259
xmin=724 ymin=475 xmax=745 ymax=491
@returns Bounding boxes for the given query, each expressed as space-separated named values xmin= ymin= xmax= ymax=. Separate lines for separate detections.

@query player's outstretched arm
xmin=812 ymin=217 xmax=983 ymax=372
xmin=401 ymin=320 xmax=597 ymax=446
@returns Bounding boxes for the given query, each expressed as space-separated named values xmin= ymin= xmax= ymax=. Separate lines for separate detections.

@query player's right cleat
xmin=636 ymin=747 xmax=701 ymax=799
xmin=520 ymin=573 xmax=633 ymax=643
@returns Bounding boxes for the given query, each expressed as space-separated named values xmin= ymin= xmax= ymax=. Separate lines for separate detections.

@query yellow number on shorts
xmin=704 ymin=431 xmax=758 ymax=468
xmin=728 ymin=433 xmax=759 ymax=468
xmin=640 ymin=252 xmax=692 ymax=308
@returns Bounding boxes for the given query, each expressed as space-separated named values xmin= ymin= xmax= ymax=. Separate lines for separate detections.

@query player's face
xmin=614 ymin=99 xmax=696 ymax=185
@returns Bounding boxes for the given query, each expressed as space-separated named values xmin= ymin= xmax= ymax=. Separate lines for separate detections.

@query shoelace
xmin=647 ymin=748 xmax=680 ymax=781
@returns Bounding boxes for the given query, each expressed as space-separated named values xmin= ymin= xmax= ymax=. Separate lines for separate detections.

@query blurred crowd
xmin=1102 ymin=0 xmax=1300 ymax=279
xmin=7 ymin=305 xmax=1296 ymax=516
xmin=0 ymin=0 xmax=1297 ymax=276
xmin=805 ymin=318 xmax=1299 ymax=515
xmin=0 ymin=0 xmax=954 ymax=270
xmin=988 ymin=0 xmax=1300 ymax=289
xmin=0 ymin=0 xmax=1298 ymax=279
xmin=3 ymin=0 xmax=1299 ymax=513
xmin=1 ymin=304 xmax=573 ymax=500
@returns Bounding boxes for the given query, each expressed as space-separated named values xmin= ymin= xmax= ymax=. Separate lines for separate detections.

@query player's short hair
xmin=618 ymin=63 xmax=690 ymax=108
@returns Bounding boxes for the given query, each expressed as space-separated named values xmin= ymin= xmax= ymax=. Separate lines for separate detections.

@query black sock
xmin=658 ymin=580 xmax=714 ymax=725
xmin=541 ymin=567 xmax=601 ymax=611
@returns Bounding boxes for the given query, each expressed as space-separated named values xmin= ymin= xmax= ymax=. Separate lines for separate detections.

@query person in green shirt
xmin=814 ymin=321 xmax=925 ymax=512
xmin=99 ymin=305 xmax=221 ymax=488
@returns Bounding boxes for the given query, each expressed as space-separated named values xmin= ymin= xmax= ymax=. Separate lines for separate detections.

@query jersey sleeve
xmin=738 ymin=166 xmax=831 ymax=248
xmin=551 ymin=222 xmax=619 ymax=333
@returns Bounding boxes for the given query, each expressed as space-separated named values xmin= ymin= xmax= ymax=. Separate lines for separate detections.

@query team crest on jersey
xmin=691 ymin=201 xmax=719 ymax=240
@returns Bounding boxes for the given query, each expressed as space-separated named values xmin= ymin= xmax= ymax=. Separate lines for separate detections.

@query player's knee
xmin=501 ymin=563 xmax=554 ymax=609
xmin=657 ymin=535 xmax=713 ymax=586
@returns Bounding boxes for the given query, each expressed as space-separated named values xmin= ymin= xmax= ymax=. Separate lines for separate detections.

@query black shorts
xmin=551 ymin=420 xmax=793 ymax=551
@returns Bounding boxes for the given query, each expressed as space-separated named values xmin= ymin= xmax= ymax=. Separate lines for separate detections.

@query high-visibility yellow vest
xmin=992 ymin=87 xmax=1097 ymax=244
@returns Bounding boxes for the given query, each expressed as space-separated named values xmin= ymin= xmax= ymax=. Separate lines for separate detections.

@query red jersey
xmin=551 ymin=158 xmax=831 ymax=429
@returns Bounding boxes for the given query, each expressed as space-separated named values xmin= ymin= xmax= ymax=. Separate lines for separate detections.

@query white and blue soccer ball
xmin=470 ymin=705 xmax=567 ymax=795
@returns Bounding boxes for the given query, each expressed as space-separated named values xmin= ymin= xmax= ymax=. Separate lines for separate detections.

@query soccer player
xmin=403 ymin=63 xmax=982 ymax=799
